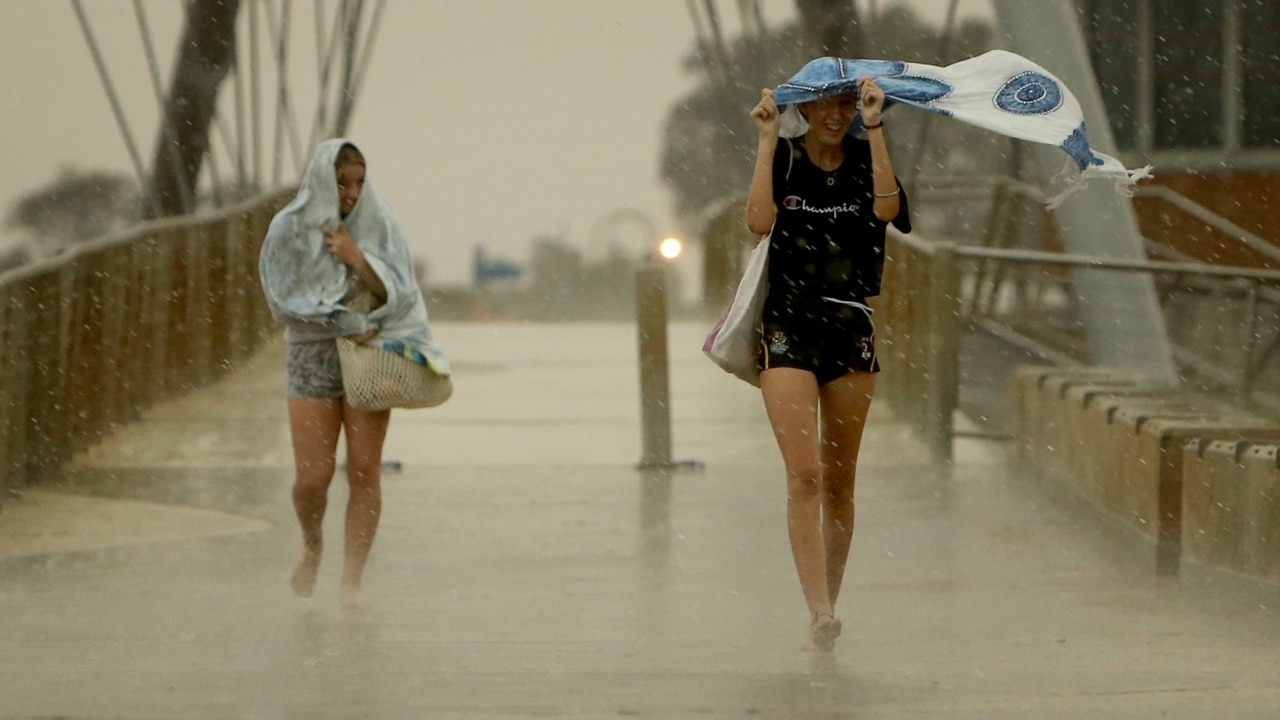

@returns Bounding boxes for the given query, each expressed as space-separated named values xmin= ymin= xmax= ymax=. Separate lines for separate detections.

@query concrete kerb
xmin=1081 ymin=393 xmax=1238 ymax=511
xmin=1006 ymin=363 xmax=1280 ymax=581
xmin=1124 ymin=416 xmax=1280 ymax=577
xmin=1240 ymin=443 xmax=1280 ymax=581
xmin=1007 ymin=367 xmax=1156 ymax=482
xmin=1059 ymin=388 xmax=1191 ymax=502
xmin=1186 ymin=439 xmax=1255 ymax=575
xmin=1024 ymin=371 xmax=1166 ymax=488
xmin=1184 ymin=436 xmax=1280 ymax=583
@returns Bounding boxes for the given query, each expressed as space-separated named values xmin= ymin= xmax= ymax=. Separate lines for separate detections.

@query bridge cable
xmin=131 ymin=0 xmax=196 ymax=215
xmin=69 ymin=0 xmax=153 ymax=215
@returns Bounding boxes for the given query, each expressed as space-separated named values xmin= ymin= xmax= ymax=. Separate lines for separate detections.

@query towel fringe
xmin=1044 ymin=162 xmax=1154 ymax=210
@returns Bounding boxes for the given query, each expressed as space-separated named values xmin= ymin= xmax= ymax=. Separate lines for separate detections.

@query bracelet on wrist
xmin=874 ymin=188 xmax=899 ymax=198
xmin=863 ymin=120 xmax=884 ymax=129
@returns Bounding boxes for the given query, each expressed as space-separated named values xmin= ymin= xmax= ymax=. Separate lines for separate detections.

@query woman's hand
xmin=348 ymin=329 xmax=377 ymax=344
xmin=750 ymin=88 xmax=781 ymax=137
xmin=327 ymin=222 xmax=389 ymax=305
xmin=323 ymin=224 xmax=363 ymax=266
xmin=856 ymin=77 xmax=885 ymax=126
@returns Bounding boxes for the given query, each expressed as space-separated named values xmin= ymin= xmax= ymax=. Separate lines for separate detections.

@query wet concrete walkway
xmin=3 ymin=321 xmax=1279 ymax=719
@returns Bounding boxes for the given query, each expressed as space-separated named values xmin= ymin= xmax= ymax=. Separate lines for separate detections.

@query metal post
xmin=1222 ymin=0 xmax=1241 ymax=157
xmin=1238 ymin=278 xmax=1260 ymax=406
xmin=926 ymin=242 xmax=961 ymax=464
xmin=636 ymin=259 xmax=674 ymax=469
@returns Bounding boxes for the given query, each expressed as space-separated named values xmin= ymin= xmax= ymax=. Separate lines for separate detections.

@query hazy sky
xmin=5 ymin=0 xmax=992 ymax=285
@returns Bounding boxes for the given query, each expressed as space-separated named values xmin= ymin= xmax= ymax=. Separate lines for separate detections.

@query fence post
xmin=926 ymin=241 xmax=961 ymax=464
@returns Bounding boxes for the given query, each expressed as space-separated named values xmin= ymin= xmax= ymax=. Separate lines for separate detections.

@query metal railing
xmin=1133 ymin=184 xmax=1280 ymax=265
xmin=0 ymin=189 xmax=292 ymax=502
xmin=877 ymin=231 xmax=1280 ymax=464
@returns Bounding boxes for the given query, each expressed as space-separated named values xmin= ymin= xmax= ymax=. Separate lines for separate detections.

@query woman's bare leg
xmin=287 ymin=398 xmax=344 ymax=597
xmin=338 ymin=403 xmax=391 ymax=610
xmin=761 ymin=367 xmax=837 ymax=650
xmin=818 ymin=372 xmax=876 ymax=610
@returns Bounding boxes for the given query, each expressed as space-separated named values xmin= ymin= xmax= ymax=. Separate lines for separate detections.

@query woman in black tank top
xmin=745 ymin=72 xmax=910 ymax=653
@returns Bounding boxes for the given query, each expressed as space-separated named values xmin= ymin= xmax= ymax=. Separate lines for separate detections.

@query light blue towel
xmin=259 ymin=138 xmax=449 ymax=375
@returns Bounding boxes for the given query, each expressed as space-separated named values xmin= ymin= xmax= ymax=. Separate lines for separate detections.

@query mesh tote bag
xmin=336 ymin=338 xmax=452 ymax=411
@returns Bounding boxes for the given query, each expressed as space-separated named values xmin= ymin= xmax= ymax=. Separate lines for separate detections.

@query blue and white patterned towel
xmin=774 ymin=49 xmax=1151 ymax=204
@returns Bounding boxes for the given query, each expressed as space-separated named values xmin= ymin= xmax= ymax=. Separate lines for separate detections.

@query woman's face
xmin=336 ymin=162 xmax=366 ymax=217
xmin=802 ymin=94 xmax=857 ymax=146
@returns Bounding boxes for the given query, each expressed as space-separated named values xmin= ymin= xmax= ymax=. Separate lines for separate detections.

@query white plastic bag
xmin=703 ymin=236 xmax=769 ymax=386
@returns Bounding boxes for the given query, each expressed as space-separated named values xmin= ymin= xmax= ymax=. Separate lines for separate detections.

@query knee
xmin=786 ymin=463 xmax=824 ymax=501
xmin=295 ymin=457 xmax=336 ymax=490
xmin=345 ymin=459 xmax=382 ymax=491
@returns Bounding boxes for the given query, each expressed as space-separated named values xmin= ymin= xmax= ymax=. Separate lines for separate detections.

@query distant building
xmin=1079 ymin=0 xmax=1280 ymax=265
xmin=472 ymin=245 xmax=524 ymax=287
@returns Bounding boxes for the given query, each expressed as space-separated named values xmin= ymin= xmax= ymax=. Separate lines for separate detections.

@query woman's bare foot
xmin=290 ymin=542 xmax=322 ymax=598
xmin=802 ymin=612 xmax=840 ymax=653
xmin=340 ymin=585 xmax=371 ymax=612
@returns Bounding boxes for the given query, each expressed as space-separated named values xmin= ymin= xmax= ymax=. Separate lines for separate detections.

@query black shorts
xmin=757 ymin=302 xmax=880 ymax=385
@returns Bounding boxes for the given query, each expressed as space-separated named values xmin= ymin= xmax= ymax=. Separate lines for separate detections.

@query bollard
xmin=636 ymin=258 xmax=674 ymax=469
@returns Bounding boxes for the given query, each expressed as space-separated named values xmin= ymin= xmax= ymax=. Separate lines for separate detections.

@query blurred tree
xmin=147 ymin=0 xmax=241 ymax=219
xmin=526 ymin=235 xmax=585 ymax=318
xmin=795 ymin=0 xmax=863 ymax=57
xmin=660 ymin=21 xmax=813 ymax=227
xmin=5 ymin=168 xmax=140 ymax=258
xmin=516 ymin=235 xmax=643 ymax=321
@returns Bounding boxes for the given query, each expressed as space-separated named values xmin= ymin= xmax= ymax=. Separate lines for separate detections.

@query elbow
xmin=873 ymin=200 xmax=901 ymax=223
xmin=745 ymin=212 xmax=775 ymax=236
xmin=745 ymin=201 xmax=776 ymax=236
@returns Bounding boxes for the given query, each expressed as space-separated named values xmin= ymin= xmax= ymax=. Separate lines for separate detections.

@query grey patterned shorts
xmin=286 ymin=339 xmax=344 ymax=399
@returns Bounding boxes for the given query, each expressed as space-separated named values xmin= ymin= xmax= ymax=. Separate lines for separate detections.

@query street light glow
xmin=659 ymin=237 xmax=682 ymax=260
